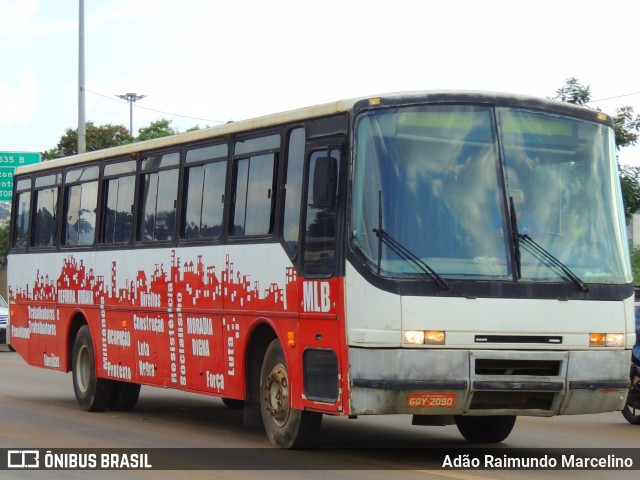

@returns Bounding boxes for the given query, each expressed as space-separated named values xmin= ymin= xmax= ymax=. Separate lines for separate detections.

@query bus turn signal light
xmin=424 ymin=330 xmax=446 ymax=345
xmin=589 ymin=333 xmax=605 ymax=346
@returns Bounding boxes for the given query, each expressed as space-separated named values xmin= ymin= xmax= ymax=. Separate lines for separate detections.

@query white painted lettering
xmin=192 ymin=338 xmax=210 ymax=357
xmin=137 ymin=341 xmax=150 ymax=356
xmin=302 ymin=281 xmax=331 ymax=313
xmin=138 ymin=360 xmax=155 ymax=377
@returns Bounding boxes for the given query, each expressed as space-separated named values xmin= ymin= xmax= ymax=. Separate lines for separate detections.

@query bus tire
xmin=110 ymin=382 xmax=141 ymax=411
xmin=260 ymin=339 xmax=322 ymax=449
xmin=72 ymin=325 xmax=114 ymax=412
xmin=454 ymin=415 xmax=516 ymax=443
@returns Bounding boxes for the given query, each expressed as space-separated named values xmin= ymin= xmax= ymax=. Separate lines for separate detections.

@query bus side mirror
xmin=312 ymin=156 xmax=337 ymax=208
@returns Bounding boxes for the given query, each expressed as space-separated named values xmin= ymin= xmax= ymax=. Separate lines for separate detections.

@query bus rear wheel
xmin=454 ymin=415 xmax=516 ymax=443
xmin=72 ymin=325 xmax=114 ymax=412
xmin=260 ymin=339 xmax=322 ymax=449
xmin=110 ymin=382 xmax=141 ymax=411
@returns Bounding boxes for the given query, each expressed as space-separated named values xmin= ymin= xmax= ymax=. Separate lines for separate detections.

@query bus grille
xmin=469 ymin=391 xmax=555 ymax=410
xmin=475 ymin=359 xmax=561 ymax=376
xmin=475 ymin=335 xmax=562 ymax=344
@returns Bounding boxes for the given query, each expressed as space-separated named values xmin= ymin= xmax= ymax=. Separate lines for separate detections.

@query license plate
xmin=406 ymin=392 xmax=456 ymax=408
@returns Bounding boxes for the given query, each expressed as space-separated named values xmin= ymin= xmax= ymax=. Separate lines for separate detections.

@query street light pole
xmin=116 ymin=93 xmax=147 ymax=136
xmin=78 ymin=0 xmax=86 ymax=154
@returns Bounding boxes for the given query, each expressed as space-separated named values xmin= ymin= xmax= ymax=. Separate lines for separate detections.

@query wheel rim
xmin=264 ymin=362 xmax=290 ymax=427
xmin=75 ymin=344 xmax=91 ymax=395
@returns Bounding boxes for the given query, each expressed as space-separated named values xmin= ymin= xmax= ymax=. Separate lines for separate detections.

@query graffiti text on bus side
xmin=192 ymin=338 xmax=210 ymax=357
xmin=58 ymin=289 xmax=94 ymax=304
xmin=44 ymin=353 xmax=60 ymax=368
xmin=140 ymin=292 xmax=161 ymax=307
xmin=206 ymin=371 xmax=225 ymax=391
xmin=303 ymin=281 xmax=331 ymax=313
xmin=133 ymin=315 xmax=164 ymax=333
xmin=107 ymin=329 xmax=131 ymax=347
xmin=186 ymin=317 xmax=213 ymax=335
xmin=138 ymin=361 xmax=155 ymax=377
xmin=28 ymin=306 xmax=56 ymax=321
xmin=106 ymin=361 xmax=132 ymax=380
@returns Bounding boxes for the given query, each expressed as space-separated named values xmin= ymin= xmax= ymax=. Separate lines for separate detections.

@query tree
xmin=620 ymin=165 xmax=640 ymax=218
xmin=0 ymin=223 xmax=9 ymax=266
xmin=42 ymin=122 xmax=133 ymax=160
xmin=614 ymin=105 xmax=640 ymax=149
xmin=554 ymin=77 xmax=640 ymax=152
xmin=554 ymin=77 xmax=591 ymax=106
xmin=135 ymin=119 xmax=178 ymax=142
xmin=41 ymin=118 xmax=185 ymax=161
xmin=631 ymin=246 xmax=640 ymax=281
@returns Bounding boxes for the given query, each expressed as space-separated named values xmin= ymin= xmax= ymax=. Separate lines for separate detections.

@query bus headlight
xmin=589 ymin=333 xmax=624 ymax=347
xmin=605 ymin=333 xmax=624 ymax=347
xmin=404 ymin=330 xmax=445 ymax=345
xmin=404 ymin=330 xmax=424 ymax=345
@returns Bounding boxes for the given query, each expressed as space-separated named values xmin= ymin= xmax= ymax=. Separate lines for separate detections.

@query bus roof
xmin=16 ymin=90 xmax=607 ymax=175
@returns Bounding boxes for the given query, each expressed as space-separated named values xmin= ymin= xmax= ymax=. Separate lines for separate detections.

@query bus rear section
xmin=7 ymin=104 xmax=351 ymax=450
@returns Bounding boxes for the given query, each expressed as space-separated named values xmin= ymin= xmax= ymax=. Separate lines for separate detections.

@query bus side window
xmin=63 ymin=166 xmax=99 ymax=247
xmin=303 ymin=148 xmax=340 ymax=276
xmin=182 ymin=143 xmax=228 ymax=240
xmin=102 ymin=160 xmax=136 ymax=245
xmin=63 ymin=181 xmax=98 ymax=246
xmin=229 ymin=134 xmax=280 ymax=237
xmin=32 ymin=174 xmax=61 ymax=248
xmin=282 ymin=128 xmax=306 ymax=258
xmin=138 ymin=152 xmax=179 ymax=242
xmin=13 ymin=190 xmax=31 ymax=249
xmin=230 ymin=154 xmax=276 ymax=236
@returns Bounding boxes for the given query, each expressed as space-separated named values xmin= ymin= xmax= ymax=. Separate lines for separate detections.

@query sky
xmin=2 ymin=0 xmax=640 ymax=166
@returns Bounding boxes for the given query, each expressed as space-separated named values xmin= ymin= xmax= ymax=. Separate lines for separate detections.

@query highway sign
xmin=0 ymin=151 xmax=41 ymax=201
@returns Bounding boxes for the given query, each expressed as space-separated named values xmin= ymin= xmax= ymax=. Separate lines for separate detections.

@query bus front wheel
xmin=222 ymin=397 xmax=244 ymax=409
xmin=259 ymin=339 xmax=322 ymax=449
xmin=72 ymin=325 xmax=114 ymax=412
xmin=454 ymin=415 xmax=516 ymax=443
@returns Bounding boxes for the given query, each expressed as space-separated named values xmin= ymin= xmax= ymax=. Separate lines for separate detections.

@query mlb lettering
xmin=302 ymin=281 xmax=331 ymax=312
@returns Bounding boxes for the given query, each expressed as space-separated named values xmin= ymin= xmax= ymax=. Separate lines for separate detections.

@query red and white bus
xmin=7 ymin=91 xmax=635 ymax=448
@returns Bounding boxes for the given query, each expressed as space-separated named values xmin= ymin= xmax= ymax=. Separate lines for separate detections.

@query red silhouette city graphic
xmin=9 ymin=250 xmax=343 ymax=404
xmin=10 ymin=251 xmax=298 ymax=312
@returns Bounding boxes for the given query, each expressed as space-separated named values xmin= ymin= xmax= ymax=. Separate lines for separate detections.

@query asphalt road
xmin=0 ymin=345 xmax=638 ymax=480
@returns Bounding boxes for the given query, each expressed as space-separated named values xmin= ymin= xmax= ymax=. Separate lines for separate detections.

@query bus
xmin=7 ymin=91 xmax=635 ymax=448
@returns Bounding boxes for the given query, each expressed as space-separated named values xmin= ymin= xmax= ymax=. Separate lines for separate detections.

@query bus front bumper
xmin=348 ymin=348 xmax=629 ymax=416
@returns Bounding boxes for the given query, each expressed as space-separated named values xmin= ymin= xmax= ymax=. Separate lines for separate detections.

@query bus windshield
xmin=352 ymin=104 xmax=631 ymax=284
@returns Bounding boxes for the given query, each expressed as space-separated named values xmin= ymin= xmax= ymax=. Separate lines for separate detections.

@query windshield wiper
xmin=508 ymin=196 xmax=522 ymax=279
xmin=508 ymin=195 xmax=586 ymax=292
xmin=373 ymin=228 xmax=451 ymax=290
xmin=372 ymin=190 xmax=449 ymax=290
xmin=372 ymin=191 xmax=449 ymax=290
xmin=373 ymin=227 xmax=450 ymax=290
xmin=518 ymin=233 xmax=589 ymax=292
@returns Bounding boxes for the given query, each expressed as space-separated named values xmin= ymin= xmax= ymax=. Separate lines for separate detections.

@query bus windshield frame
xmin=351 ymin=103 xmax=632 ymax=287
